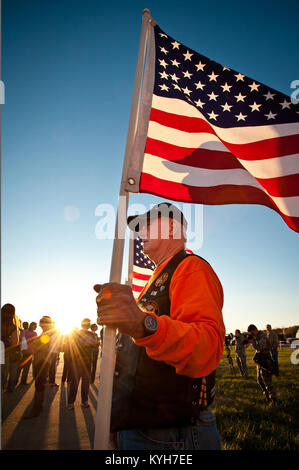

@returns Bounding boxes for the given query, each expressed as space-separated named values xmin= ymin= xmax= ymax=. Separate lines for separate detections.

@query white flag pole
xmin=93 ymin=8 xmax=152 ymax=450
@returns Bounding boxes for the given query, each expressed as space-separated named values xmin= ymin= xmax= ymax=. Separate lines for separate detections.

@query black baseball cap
xmin=127 ymin=202 xmax=187 ymax=233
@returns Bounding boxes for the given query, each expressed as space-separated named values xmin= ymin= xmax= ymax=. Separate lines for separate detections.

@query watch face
xmin=144 ymin=315 xmax=158 ymax=332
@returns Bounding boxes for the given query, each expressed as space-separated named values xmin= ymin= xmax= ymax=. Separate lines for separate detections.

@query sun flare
xmin=55 ymin=318 xmax=79 ymax=335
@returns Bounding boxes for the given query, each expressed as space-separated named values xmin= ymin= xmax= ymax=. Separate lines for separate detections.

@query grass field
xmin=212 ymin=347 xmax=299 ymax=450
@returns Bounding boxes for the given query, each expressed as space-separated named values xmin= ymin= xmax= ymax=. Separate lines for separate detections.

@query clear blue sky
xmin=2 ymin=0 xmax=299 ymax=334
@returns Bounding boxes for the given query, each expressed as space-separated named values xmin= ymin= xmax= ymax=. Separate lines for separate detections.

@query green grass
xmin=212 ymin=348 xmax=299 ymax=450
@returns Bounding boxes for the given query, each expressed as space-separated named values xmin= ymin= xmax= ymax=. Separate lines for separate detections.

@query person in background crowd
xmin=247 ymin=324 xmax=277 ymax=405
xmin=25 ymin=316 xmax=53 ymax=419
xmin=48 ymin=320 xmax=61 ymax=388
xmin=99 ymin=328 xmax=103 ymax=356
xmin=67 ymin=318 xmax=97 ymax=410
xmin=1 ymin=304 xmax=20 ymax=393
xmin=90 ymin=323 xmax=100 ymax=384
xmin=234 ymin=329 xmax=249 ymax=378
xmin=17 ymin=321 xmax=37 ymax=385
xmin=61 ymin=333 xmax=72 ymax=384
xmin=266 ymin=324 xmax=280 ymax=376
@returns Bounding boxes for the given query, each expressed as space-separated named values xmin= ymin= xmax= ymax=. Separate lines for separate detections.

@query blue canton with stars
xmin=134 ymin=236 xmax=156 ymax=270
xmin=154 ymin=25 xmax=299 ymax=128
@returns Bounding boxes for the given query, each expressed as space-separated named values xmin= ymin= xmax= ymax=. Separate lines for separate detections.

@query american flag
xmin=130 ymin=236 xmax=194 ymax=299
xmin=127 ymin=23 xmax=299 ymax=232
xmin=131 ymin=236 xmax=156 ymax=299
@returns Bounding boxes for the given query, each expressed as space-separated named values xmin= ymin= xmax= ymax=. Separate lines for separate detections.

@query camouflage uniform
xmin=267 ymin=330 xmax=279 ymax=375
xmin=252 ymin=332 xmax=276 ymax=403
xmin=235 ymin=335 xmax=248 ymax=378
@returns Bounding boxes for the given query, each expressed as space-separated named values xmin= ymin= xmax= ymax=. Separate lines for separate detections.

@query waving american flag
xmin=130 ymin=235 xmax=194 ymax=299
xmin=131 ymin=236 xmax=156 ymax=298
xmin=125 ymin=23 xmax=299 ymax=232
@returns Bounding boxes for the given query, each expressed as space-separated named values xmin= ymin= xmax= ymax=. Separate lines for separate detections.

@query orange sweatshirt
xmin=134 ymin=254 xmax=226 ymax=378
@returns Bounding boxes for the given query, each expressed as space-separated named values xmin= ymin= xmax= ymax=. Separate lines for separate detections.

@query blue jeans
xmin=117 ymin=407 xmax=221 ymax=450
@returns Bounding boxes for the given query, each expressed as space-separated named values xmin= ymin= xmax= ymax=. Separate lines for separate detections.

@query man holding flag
xmin=94 ymin=202 xmax=225 ymax=450
xmin=93 ymin=9 xmax=298 ymax=450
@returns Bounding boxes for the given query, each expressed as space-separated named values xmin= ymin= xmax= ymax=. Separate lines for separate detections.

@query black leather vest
xmin=110 ymin=250 xmax=216 ymax=432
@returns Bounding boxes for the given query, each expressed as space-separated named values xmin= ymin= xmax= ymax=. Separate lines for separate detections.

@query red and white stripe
xmin=131 ymin=248 xmax=194 ymax=299
xmin=132 ymin=265 xmax=153 ymax=299
xmin=139 ymin=95 xmax=299 ymax=232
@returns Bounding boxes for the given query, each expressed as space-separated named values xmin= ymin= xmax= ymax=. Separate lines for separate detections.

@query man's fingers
xmin=93 ymin=284 xmax=102 ymax=293
xmin=94 ymin=282 xmax=132 ymax=294
xmin=97 ymin=302 xmax=123 ymax=315
xmin=96 ymin=291 xmax=133 ymax=308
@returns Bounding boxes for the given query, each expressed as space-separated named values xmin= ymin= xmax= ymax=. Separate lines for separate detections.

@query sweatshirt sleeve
xmin=134 ymin=256 xmax=226 ymax=378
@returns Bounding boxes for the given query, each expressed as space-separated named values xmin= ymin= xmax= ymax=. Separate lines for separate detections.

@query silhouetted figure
xmin=67 ymin=318 xmax=96 ymax=409
xmin=48 ymin=321 xmax=61 ymax=387
xmin=17 ymin=322 xmax=37 ymax=385
xmin=62 ymin=333 xmax=72 ymax=384
xmin=1 ymin=304 xmax=20 ymax=393
xmin=90 ymin=323 xmax=100 ymax=384
xmin=24 ymin=316 xmax=52 ymax=419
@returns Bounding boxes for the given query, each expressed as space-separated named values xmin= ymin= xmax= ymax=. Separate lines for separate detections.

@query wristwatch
xmin=143 ymin=315 xmax=159 ymax=336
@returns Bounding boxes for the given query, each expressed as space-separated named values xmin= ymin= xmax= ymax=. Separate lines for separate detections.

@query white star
xmin=159 ymin=71 xmax=168 ymax=80
xmin=207 ymin=110 xmax=219 ymax=120
xmin=159 ymin=84 xmax=169 ymax=92
xmin=248 ymin=81 xmax=260 ymax=92
xmin=159 ymin=59 xmax=168 ymax=69
xmin=171 ymin=59 xmax=180 ymax=67
xmin=223 ymin=66 xmax=231 ymax=71
xmin=195 ymin=98 xmax=205 ymax=108
xmin=208 ymin=71 xmax=219 ymax=82
xmin=160 ymin=46 xmax=169 ymax=55
xmin=170 ymin=73 xmax=180 ymax=83
xmin=280 ymin=99 xmax=291 ymax=109
xmin=234 ymin=73 xmax=245 ymax=81
xmin=208 ymin=91 xmax=218 ymax=101
xmin=183 ymin=70 xmax=192 ymax=79
xmin=171 ymin=41 xmax=180 ymax=49
xmin=195 ymin=61 xmax=206 ymax=71
xmin=183 ymin=50 xmax=193 ymax=61
xmin=264 ymin=91 xmax=275 ymax=100
xmin=221 ymin=82 xmax=232 ymax=92
xmin=159 ymin=33 xmax=168 ymax=38
xmin=173 ymin=83 xmax=181 ymax=90
xmin=235 ymin=92 xmax=246 ymax=102
xmin=195 ymin=81 xmax=205 ymax=90
xmin=235 ymin=112 xmax=247 ymax=121
xmin=182 ymin=86 xmax=192 ymax=96
xmin=249 ymin=101 xmax=262 ymax=112
xmin=221 ymin=102 xmax=232 ymax=112
xmin=265 ymin=110 xmax=277 ymax=120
